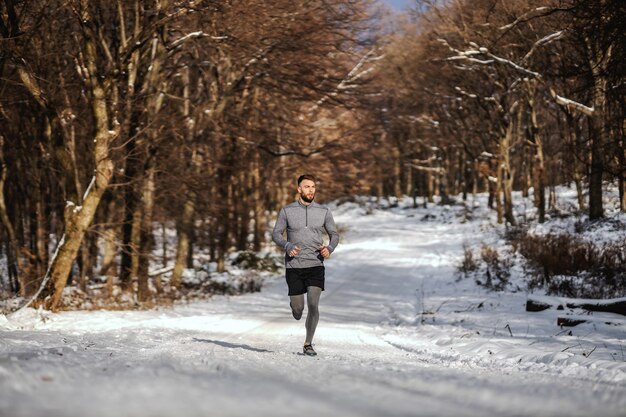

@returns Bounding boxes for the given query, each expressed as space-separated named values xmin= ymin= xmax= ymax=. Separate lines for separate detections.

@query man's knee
xmin=307 ymin=305 xmax=319 ymax=318
xmin=290 ymin=301 xmax=304 ymax=320
xmin=307 ymin=287 xmax=321 ymax=311
xmin=292 ymin=307 xmax=303 ymax=320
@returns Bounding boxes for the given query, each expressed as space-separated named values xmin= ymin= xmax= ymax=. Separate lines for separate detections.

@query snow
xmin=1 ymin=189 xmax=625 ymax=417
xmin=554 ymin=94 xmax=595 ymax=116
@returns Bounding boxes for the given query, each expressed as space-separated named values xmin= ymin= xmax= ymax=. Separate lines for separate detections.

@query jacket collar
xmin=297 ymin=198 xmax=316 ymax=207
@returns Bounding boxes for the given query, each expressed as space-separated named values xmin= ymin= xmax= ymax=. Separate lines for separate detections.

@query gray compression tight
xmin=289 ymin=286 xmax=322 ymax=345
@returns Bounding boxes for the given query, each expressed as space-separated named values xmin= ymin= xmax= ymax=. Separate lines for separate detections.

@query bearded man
xmin=272 ymin=174 xmax=340 ymax=356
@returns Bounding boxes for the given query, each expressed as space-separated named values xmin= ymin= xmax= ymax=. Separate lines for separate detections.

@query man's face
xmin=298 ymin=179 xmax=316 ymax=203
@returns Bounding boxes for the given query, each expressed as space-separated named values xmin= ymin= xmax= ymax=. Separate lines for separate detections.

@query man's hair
xmin=297 ymin=174 xmax=316 ymax=185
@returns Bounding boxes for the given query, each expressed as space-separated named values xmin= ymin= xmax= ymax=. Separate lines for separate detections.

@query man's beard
xmin=301 ymin=192 xmax=315 ymax=203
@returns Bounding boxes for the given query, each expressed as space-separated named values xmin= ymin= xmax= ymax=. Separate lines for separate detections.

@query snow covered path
xmin=2 ymin=201 xmax=626 ymax=417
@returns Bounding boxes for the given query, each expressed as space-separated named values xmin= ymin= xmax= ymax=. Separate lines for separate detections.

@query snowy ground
xmin=1 ymin=191 xmax=625 ymax=417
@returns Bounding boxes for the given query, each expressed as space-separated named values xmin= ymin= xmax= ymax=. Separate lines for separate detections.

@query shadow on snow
xmin=192 ymin=337 xmax=273 ymax=353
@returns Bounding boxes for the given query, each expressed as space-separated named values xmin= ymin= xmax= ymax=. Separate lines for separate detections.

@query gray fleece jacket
xmin=272 ymin=200 xmax=340 ymax=269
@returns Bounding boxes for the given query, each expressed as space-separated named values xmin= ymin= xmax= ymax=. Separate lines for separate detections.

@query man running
xmin=272 ymin=174 xmax=340 ymax=356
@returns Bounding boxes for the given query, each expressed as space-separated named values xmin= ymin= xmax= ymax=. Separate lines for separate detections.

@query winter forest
xmin=1 ymin=0 xmax=625 ymax=416
xmin=1 ymin=0 xmax=623 ymax=311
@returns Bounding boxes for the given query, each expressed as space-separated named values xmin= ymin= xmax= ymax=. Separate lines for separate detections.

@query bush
xmin=457 ymin=243 xmax=512 ymax=291
xmin=459 ymin=244 xmax=479 ymax=274
xmin=514 ymin=230 xmax=626 ymax=298
xmin=231 ymin=251 xmax=280 ymax=273
xmin=181 ymin=271 xmax=264 ymax=297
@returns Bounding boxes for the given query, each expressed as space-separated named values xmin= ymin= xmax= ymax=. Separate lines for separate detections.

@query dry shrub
xmin=459 ymin=244 xmax=479 ymax=274
xmin=231 ymin=251 xmax=281 ymax=273
xmin=515 ymin=231 xmax=626 ymax=298
xmin=479 ymin=244 xmax=512 ymax=291
xmin=457 ymin=243 xmax=512 ymax=291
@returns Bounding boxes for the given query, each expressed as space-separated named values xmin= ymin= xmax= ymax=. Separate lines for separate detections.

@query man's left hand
xmin=319 ymin=246 xmax=331 ymax=258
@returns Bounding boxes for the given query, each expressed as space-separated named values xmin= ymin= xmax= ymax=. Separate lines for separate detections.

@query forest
xmin=1 ymin=0 xmax=624 ymax=311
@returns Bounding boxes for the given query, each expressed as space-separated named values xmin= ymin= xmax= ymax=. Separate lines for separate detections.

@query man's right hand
xmin=288 ymin=245 xmax=301 ymax=257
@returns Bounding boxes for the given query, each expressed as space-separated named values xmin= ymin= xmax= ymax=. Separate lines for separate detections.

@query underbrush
xmin=457 ymin=243 xmax=515 ymax=292
xmin=20 ymin=272 xmax=268 ymax=312
xmin=458 ymin=226 xmax=626 ymax=298
xmin=230 ymin=250 xmax=281 ymax=273
xmin=514 ymin=229 xmax=626 ymax=298
xmin=1 ymin=251 xmax=281 ymax=313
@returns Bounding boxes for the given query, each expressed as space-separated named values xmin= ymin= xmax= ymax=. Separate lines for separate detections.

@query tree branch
xmin=522 ymin=30 xmax=565 ymax=63
xmin=498 ymin=6 xmax=573 ymax=32
xmin=438 ymin=39 xmax=595 ymax=117
xmin=312 ymin=48 xmax=381 ymax=110
xmin=550 ymin=88 xmax=594 ymax=116
xmin=236 ymin=136 xmax=339 ymax=158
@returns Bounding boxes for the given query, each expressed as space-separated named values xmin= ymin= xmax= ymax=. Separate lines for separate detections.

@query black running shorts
xmin=286 ymin=266 xmax=325 ymax=296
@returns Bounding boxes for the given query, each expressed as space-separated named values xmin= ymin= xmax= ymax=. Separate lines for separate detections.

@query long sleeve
xmin=324 ymin=209 xmax=340 ymax=253
xmin=272 ymin=208 xmax=294 ymax=253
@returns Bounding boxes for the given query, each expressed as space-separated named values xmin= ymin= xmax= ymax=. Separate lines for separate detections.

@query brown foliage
xmin=516 ymin=229 xmax=626 ymax=298
xmin=0 ymin=0 xmax=377 ymax=307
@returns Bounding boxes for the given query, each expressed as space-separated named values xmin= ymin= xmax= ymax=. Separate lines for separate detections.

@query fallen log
xmin=526 ymin=299 xmax=551 ymax=312
xmin=527 ymin=297 xmax=626 ymax=317
xmin=526 ymin=297 xmax=565 ymax=311
xmin=557 ymin=315 xmax=625 ymax=327
xmin=557 ymin=317 xmax=586 ymax=327
xmin=565 ymin=300 xmax=626 ymax=317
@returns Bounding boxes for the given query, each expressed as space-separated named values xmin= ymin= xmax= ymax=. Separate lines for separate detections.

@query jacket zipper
xmin=305 ymin=205 xmax=308 ymax=228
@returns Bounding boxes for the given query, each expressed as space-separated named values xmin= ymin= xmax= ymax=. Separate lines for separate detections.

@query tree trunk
xmin=585 ymin=34 xmax=609 ymax=220
xmin=574 ymin=171 xmax=586 ymax=212
xmin=217 ymin=180 xmax=233 ymax=273
xmin=236 ymin=171 xmax=249 ymax=251
xmin=116 ymin=191 xmax=143 ymax=295
xmin=459 ymin=153 xmax=467 ymax=201
xmin=118 ymin=109 xmax=143 ymax=291
xmin=526 ymin=80 xmax=546 ymax=223
xmin=135 ymin=29 xmax=167 ymax=301
xmin=495 ymin=160 xmax=504 ymax=224
xmin=494 ymin=119 xmax=513 ymax=225
xmin=565 ymin=112 xmax=587 ymax=211
xmin=393 ymin=145 xmax=402 ymax=200
xmin=35 ymin=192 xmax=49 ymax=289
xmin=137 ymin=163 xmax=155 ymax=302
xmin=119 ymin=182 xmax=137 ymax=291
xmin=0 ymin=136 xmax=21 ymax=294
xmin=487 ymin=176 xmax=495 ymax=210
xmin=32 ymin=14 xmax=116 ymax=311
xmin=406 ymin=163 xmax=414 ymax=198
xmin=252 ymin=155 xmax=265 ymax=252
xmin=209 ymin=182 xmax=218 ymax=263
xmin=186 ymin=227 xmax=195 ymax=269
xmin=548 ymin=186 xmax=557 ymax=210
xmin=521 ymin=147 xmax=530 ymax=199
xmin=7 ymin=53 xmax=74 ymax=298
xmin=35 ymin=124 xmax=114 ymax=310
xmin=472 ymin=159 xmax=479 ymax=199
xmin=161 ymin=223 xmax=168 ymax=269
xmin=78 ymin=240 xmax=91 ymax=293
xmin=438 ymin=157 xmax=451 ymax=205
xmin=426 ymin=170 xmax=434 ymax=203
xmin=588 ymin=117 xmax=604 ymax=220
xmin=170 ymin=66 xmax=200 ymax=289
xmin=100 ymin=198 xmax=118 ymax=298
xmin=170 ymin=187 xmax=196 ymax=290
xmin=617 ymin=114 xmax=626 ymax=212
xmin=618 ymin=174 xmax=626 ymax=212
